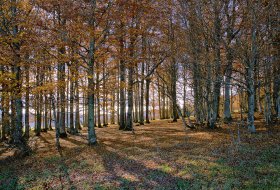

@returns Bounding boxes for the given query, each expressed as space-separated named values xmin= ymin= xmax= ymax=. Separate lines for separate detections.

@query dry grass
xmin=0 ymin=119 xmax=280 ymax=190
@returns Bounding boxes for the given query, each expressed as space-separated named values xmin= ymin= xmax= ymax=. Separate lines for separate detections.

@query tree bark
xmin=24 ymin=65 xmax=30 ymax=138
xmin=119 ymin=22 xmax=126 ymax=130
xmin=145 ymin=78 xmax=151 ymax=123
xmin=69 ymin=67 xmax=75 ymax=134
xmin=87 ymin=0 xmax=97 ymax=145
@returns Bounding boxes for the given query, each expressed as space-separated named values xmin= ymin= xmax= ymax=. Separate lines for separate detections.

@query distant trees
xmin=176 ymin=0 xmax=279 ymax=130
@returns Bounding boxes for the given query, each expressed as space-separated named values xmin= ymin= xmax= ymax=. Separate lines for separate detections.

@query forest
xmin=0 ymin=0 xmax=279 ymax=189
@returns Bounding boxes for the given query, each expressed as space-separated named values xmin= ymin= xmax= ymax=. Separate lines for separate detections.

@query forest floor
xmin=0 ymin=117 xmax=280 ymax=190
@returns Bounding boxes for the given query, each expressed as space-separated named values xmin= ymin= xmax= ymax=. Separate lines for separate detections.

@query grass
xmin=0 ymin=119 xmax=279 ymax=189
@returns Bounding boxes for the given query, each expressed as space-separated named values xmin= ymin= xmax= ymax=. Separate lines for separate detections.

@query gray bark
xmin=10 ymin=1 xmax=24 ymax=145
xmin=209 ymin=1 xmax=222 ymax=129
xmin=247 ymin=2 xmax=257 ymax=133
xmin=171 ymin=60 xmax=178 ymax=122
xmin=35 ymin=67 xmax=42 ymax=136
xmin=126 ymin=65 xmax=133 ymax=131
xmin=69 ymin=68 xmax=75 ymax=134
xmin=24 ymin=65 xmax=30 ymax=138
xmin=145 ymin=78 xmax=151 ymax=123
xmin=119 ymin=22 xmax=126 ymax=130
xmin=87 ymin=0 xmax=97 ymax=145
xmin=75 ymin=79 xmax=81 ymax=131
xmin=139 ymin=37 xmax=145 ymax=125
xmin=224 ymin=64 xmax=232 ymax=122
xmin=96 ymin=61 xmax=102 ymax=128
xmin=50 ymin=93 xmax=60 ymax=149
xmin=125 ymin=37 xmax=135 ymax=131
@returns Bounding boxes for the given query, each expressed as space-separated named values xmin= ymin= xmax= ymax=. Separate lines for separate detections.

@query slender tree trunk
xmin=139 ymin=35 xmax=146 ymax=125
xmin=88 ymin=37 xmax=97 ymax=145
xmin=1 ymin=67 xmax=9 ymax=141
xmin=157 ymin=78 xmax=162 ymax=119
xmin=134 ymin=82 xmax=139 ymax=123
xmin=69 ymin=68 xmax=75 ymax=134
xmin=183 ymin=64 xmax=187 ymax=118
xmin=44 ymin=94 xmax=48 ymax=132
xmin=57 ymin=10 xmax=67 ymax=137
xmin=111 ymin=89 xmax=116 ymax=124
xmin=125 ymin=38 xmax=135 ymax=131
xmin=139 ymin=56 xmax=145 ymax=124
xmin=35 ymin=68 xmax=42 ymax=136
xmin=75 ymin=79 xmax=81 ymax=131
xmin=102 ymin=65 xmax=107 ymax=126
xmin=50 ymin=93 xmax=60 ymax=149
xmin=209 ymin=3 xmax=222 ymax=129
xmin=11 ymin=2 xmax=24 ymax=145
xmin=96 ymin=62 xmax=102 ymax=128
xmin=24 ymin=65 xmax=30 ymax=138
xmin=152 ymin=84 xmax=156 ymax=120
xmin=119 ymin=24 xmax=126 ymax=130
xmin=117 ymin=71 xmax=120 ymax=124
xmin=264 ymin=61 xmax=272 ymax=124
xmin=145 ymin=78 xmax=151 ymax=123
xmin=82 ymin=89 xmax=86 ymax=127
xmin=11 ymin=97 xmax=16 ymax=139
xmin=162 ymin=84 xmax=166 ymax=119
xmin=66 ymin=69 xmax=70 ymax=130
xmin=247 ymin=3 xmax=257 ymax=133
xmin=171 ymin=60 xmax=178 ymax=122
xmin=87 ymin=0 xmax=97 ymax=145
xmin=48 ymin=67 xmax=53 ymax=130
xmin=126 ymin=67 xmax=133 ymax=131
xmin=224 ymin=51 xmax=233 ymax=122
xmin=193 ymin=62 xmax=201 ymax=123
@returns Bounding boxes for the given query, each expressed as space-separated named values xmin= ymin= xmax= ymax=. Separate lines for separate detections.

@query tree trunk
xmin=152 ymin=84 xmax=156 ymax=120
xmin=102 ymin=65 xmax=107 ymax=126
xmin=171 ymin=61 xmax=178 ymax=122
xmin=69 ymin=68 xmax=75 ymax=134
xmin=209 ymin=3 xmax=222 ymax=129
xmin=119 ymin=24 xmax=126 ymax=130
xmin=224 ymin=53 xmax=233 ymax=122
xmin=125 ymin=38 xmax=135 ymax=131
xmin=110 ymin=80 xmax=116 ymax=124
xmin=75 ymin=79 xmax=81 ymax=131
xmin=24 ymin=65 xmax=30 ymax=138
xmin=157 ymin=78 xmax=162 ymax=119
xmin=35 ymin=68 xmax=42 ymax=136
xmin=96 ymin=61 xmax=102 ymax=128
xmin=88 ymin=37 xmax=97 ymax=145
xmin=264 ymin=61 xmax=272 ymax=124
xmin=44 ymin=94 xmax=48 ymax=132
xmin=50 ymin=93 xmax=60 ymax=149
xmin=11 ymin=2 xmax=24 ymax=145
xmin=125 ymin=65 xmax=134 ymax=131
xmin=145 ymin=79 xmax=151 ymax=123
xmin=247 ymin=3 xmax=257 ymax=133
xmin=183 ymin=64 xmax=187 ymax=118
xmin=1 ymin=67 xmax=9 ymax=141
xmin=134 ymin=82 xmax=139 ymax=123
xmin=87 ymin=0 xmax=97 ymax=145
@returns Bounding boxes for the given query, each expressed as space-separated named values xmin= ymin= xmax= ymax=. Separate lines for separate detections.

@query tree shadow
xmin=56 ymin=148 xmax=77 ymax=190
xmin=0 ymin=167 xmax=22 ymax=190
xmin=38 ymin=135 xmax=51 ymax=144
xmin=61 ymin=136 xmax=86 ymax=146
xmin=94 ymin=142 xmax=191 ymax=189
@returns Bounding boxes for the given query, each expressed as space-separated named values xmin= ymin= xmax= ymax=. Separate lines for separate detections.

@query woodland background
xmin=0 ymin=0 xmax=279 ymax=189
